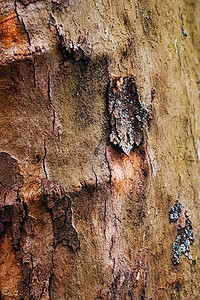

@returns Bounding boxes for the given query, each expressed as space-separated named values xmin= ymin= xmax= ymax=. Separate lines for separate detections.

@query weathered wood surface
xmin=0 ymin=0 xmax=199 ymax=299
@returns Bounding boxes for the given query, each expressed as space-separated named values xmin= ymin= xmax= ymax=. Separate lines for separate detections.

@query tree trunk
xmin=0 ymin=0 xmax=199 ymax=299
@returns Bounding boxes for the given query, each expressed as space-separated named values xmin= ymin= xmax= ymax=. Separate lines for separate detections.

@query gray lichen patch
xmin=169 ymin=200 xmax=182 ymax=222
xmin=169 ymin=201 xmax=194 ymax=265
xmin=107 ymin=76 xmax=152 ymax=156
xmin=172 ymin=219 xmax=194 ymax=265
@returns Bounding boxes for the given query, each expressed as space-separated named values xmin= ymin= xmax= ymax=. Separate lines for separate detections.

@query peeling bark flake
xmin=19 ymin=0 xmax=40 ymax=6
xmin=42 ymin=179 xmax=80 ymax=251
xmin=0 ymin=199 xmax=27 ymax=249
xmin=107 ymin=76 xmax=153 ymax=156
xmin=0 ymin=152 xmax=23 ymax=194
xmin=52 ymin=0 xmax=70 ymax=11
xmin=55 ymin=24 xmax=92 ymax=62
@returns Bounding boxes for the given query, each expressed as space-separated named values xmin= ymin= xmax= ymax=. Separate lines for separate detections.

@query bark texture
xmin=0 ymin=0 xmax=199 ymax=299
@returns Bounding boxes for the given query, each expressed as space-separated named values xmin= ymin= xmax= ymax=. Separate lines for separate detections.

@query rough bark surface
xmin=0 ymin=0 xmax=199 ymax=299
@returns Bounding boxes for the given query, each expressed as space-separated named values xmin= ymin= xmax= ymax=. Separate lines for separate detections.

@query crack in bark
xmin=112 ymin=257 xmax=115 ymax=274
xmin=48 ymin=75 xmax=57 ymax=133
xmin=42 ymin=140 xmax=48 ymax=179
xmin=92 ymin=166 xmax=98 ymax=188
xmin=48 ymin=75 xmax=51 ymax=107
xmin=14 ymin=1 xmax=31 ymax=46
xmin=3 ymin=192 xmax=6 ymax=206
xmin=21 ymin=17 xmax=31 ymax=46
xmin=14 ymin=0 xmax=20 ymax=21
xmin=109 ymin=235 xmax=114 ymax=258
xmin=105 ymin=147 xmax=112 ymax=185
xmin=103 ymin=198 xmax=107 ymax=223
xmin=114 ymin=214 xmax=121 ymax=223
xmin=52 ymin=110 xmax=56 ymax=132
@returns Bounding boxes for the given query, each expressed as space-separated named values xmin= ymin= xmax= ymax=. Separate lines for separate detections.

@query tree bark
xmin=0 ymin=0 xmax=199 ymax=299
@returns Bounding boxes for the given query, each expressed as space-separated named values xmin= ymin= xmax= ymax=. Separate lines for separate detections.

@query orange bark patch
xmin=0 ymin=226 xmax=22 ymax=298
xmin=106 ymin=145 xmax=148 ymax=197
xmin=0 ymin=9 xmax=29 ymax=50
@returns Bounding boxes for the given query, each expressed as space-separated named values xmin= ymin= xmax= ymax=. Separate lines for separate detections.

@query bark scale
xmin=0 ymin=0 xmax=199 ymax=299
